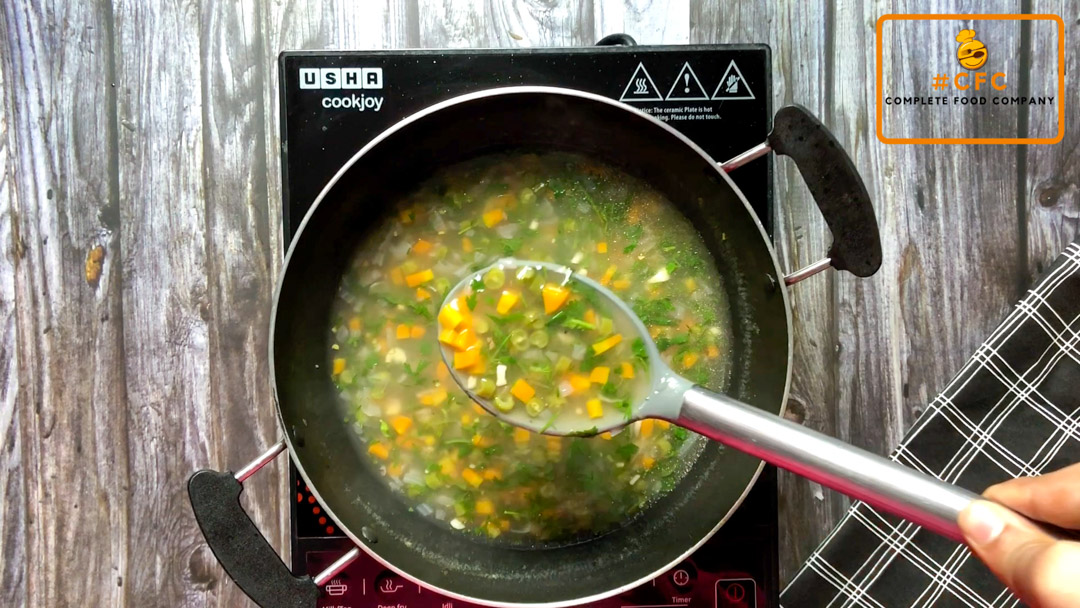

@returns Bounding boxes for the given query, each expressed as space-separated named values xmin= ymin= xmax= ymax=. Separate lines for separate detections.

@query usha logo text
xmin=299 ymin=67 xmax=383 ymax=90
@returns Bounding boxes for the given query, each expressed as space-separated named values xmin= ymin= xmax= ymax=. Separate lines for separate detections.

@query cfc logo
xmin=927 ymin=28 xmax=1006 ymax=93
xmin=956 ymin=29 xmax=987 ymax=70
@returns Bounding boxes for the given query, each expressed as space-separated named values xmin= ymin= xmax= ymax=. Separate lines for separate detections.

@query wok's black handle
xmin=768 ymin=105 xmax=882 ymax=278
xmin=595 ymin=33 xmax=637 ymax=46
xmin=188 ymin=470 xmax=319 ymax=608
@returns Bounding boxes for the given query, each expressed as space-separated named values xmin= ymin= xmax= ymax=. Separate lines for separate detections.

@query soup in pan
xmin=328 ymin=152 xmax=733 ymax=543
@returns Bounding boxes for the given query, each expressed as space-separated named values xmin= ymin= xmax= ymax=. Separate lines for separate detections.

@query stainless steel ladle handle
xmin=675 ymin=386 xmax=1077 ymax=543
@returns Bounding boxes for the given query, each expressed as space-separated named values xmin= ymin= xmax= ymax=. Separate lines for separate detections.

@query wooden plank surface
xmin=1 ymin=0 xmax=1077 ymax=605
xmin=1026 ymin=0 xmax=1079 ymax=276
xmin=1 ymin=2 xmax=130 ymax=606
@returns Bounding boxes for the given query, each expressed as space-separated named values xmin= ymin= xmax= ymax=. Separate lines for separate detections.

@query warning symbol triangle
xmin=712 ymin=60 xmax=755 ymax=100
xmin=665 ymin=62 xmax=709 ymax=101
xmin=618 ymin=62 xmax=663 ymax=103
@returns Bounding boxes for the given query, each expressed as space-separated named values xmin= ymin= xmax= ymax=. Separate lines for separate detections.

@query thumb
xmin=959 ymin=500 xmax=1080 ymax=607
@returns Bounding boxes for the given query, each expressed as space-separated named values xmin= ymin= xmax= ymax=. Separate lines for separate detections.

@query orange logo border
xmin=875 ymin=14 xmax=1065 ymax=145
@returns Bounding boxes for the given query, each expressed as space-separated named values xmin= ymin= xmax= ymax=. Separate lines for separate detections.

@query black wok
xmin=188 ymin=87 xmax=881 ymax=608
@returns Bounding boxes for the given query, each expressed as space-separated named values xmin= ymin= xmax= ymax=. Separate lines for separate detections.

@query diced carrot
xmin=545 ymin=436 xmax=562 ymax=452
xmin=405 ymin=269 xmax=434 ymax=287
xmin=475 ymin=499 xmax=495 ymax=515
xmin=453 ymin=348 xmax=480 ymax=370
xmin=389 ymin=267 xmax=405 ymax=286
xmin=496 ymin=290 xmax=520 ymax=315
xmin=586 ymin=399 xmax=603 ymax=419
xmin=396 ymin=324 xmax=411 ymax=339
xmin=399 ymin=208 xmax=416 ymax=224
xmin=462 ymin=236 xmax=474 ymax=252
xmin=600 ymin=431 xmax=613 ymax=440
xmin=466 ymin=355 xmax=487 ymax=374
xmin=462 ymin=468 xmax=484 ymax=488
xmin=412 ymin=239 xmax=433 ymax=255
xmin=455 ymin=296 xmax=473 ymax=325
xmin=410 ymin=325 xmax=426 ymax=339
xmin=387 ymin=463 xmax=404 ymax=478
xmin=584 ymin=309 xmax=597 ymax=324
xmin=390 ymin=415 xmax=413 ymax=435
xmin=706 ymin=345 xmax=720 ymax=358
xmin=600 ymin=265 xmax=617 ymax=286
xmin=656 ymin=420 xmax=671 ymax=430
xmin=682 ymin=353 xmax=699 ymax=368
xmin=510 ymin=379 xmax=535 ymax=403
xmin=332 ymin=358 xmax=346 ymax=375
xmin=347 ymin=316 xmax=362 ymax=332
xmin=640 ymin=418 xmax=654 ymax=438
xmin=472 ymin=434 xmax=493 ymax=448
xmin=541 ymin=284 xmax=570 ymax=314
xmin=590 ymin=366 xmax=610 ymax=384
xmin=418 ymin=388 xmax=448 ymax=406
xmin=612 ymin=279 xmax=631 ymax=290
xmin=482 ymin=208 xmax=506 ymax=227
xmin=499 ymin=519 xmax=510 ymax=531
xmin=513 ymin=428 xmax=531 ymax=444
xmin=367 ymin=442 xmax=390 ymax=460
xmin=596 ymin=242 xmax=608 ymax=253
xmin=472 ymin=403 xmax=487 ymax=416
xmin=439 ymin=302 xmax=466 ymax=329
xmin=483 ymin=469 xmax=502 ymax=482
xmin=439 ymin=328 xmax=457 ymax=347
xmin=461 ymin=413 xmax=473 ymax=426
xmin=416 ymin=288 xmax=432 ymax=301
xmin=620 ymin=362 xmax=635 ymax=379
xmin=592 ymin=334 xmax=623 ymax=355
xmin=642 ymin=456 xmax=656 ymax=469
xmin=568 ymin=373 xmax=591 ymax=394
xmin=436 ymin=361 xmax=450 ymax=382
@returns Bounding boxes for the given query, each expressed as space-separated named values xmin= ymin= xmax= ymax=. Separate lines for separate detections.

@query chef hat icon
xmin=956 ymin=29 xmax=977 ymax=43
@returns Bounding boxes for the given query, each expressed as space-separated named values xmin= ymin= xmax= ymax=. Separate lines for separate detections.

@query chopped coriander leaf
xmin=615 ymin=443 xmax=639 ymax=461
xmin=632 ymin=298 xmax=677 ymax=326
xmin=562 ymin=318 xmax=596 ymax=331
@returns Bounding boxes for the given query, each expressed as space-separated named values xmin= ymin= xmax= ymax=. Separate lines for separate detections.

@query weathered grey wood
xmin=0 ymin=8 xmax=24 ymax=608
xmin=2 ymin=0 xmax=1078 ymax=605
xmin=1026 ymin=0 xmax=1079 ymax=276
xmin=595 ymin=0 xmax=689 ymax=44
xmin=197 ymin=1 xmax=287 ymax=604
xmin=112 ymin=0 xmax=217 ymax=604
xmin=1 ymin=2 xmax=130 ymax=607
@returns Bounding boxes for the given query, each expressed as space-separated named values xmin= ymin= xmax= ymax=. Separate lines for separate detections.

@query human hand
xmin=958 ymin=462 xmax=1080 ymax=608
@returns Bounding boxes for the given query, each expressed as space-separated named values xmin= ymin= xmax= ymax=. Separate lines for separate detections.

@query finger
xmin=959 ymin=500 xmax=1080 ymax=608
xmin=985 ymin=465 xmax=1080 ymax=529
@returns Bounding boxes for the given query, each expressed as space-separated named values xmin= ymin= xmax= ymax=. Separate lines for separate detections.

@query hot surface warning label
xmin=617 ymin=58 xmax=758 ymax=122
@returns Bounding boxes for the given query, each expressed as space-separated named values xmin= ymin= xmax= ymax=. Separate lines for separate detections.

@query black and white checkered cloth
xmin=781 ymin=240 xmax=1080 ymax=608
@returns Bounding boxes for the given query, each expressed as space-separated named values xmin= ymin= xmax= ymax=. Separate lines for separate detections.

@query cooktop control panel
xmin=295 ymin=467 xmax=776 ymax=608
xmin=307 ymin=554 xmax=761 ymax=608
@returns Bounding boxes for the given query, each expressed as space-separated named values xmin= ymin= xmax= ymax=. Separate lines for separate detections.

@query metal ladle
xmin=441 ymin=258 xmax=1074 ymax=544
